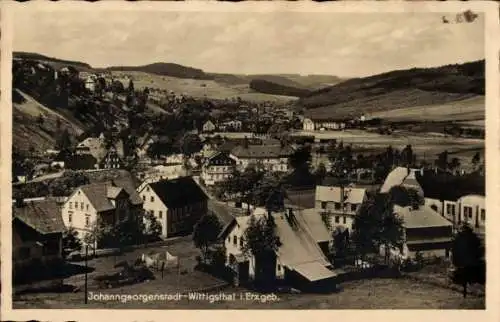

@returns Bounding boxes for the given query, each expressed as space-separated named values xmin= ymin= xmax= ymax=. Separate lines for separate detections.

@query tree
xmin=241 ymin=213 xmax=282 ymax=288
xmin=352 ymin=192 xmax=404 ymax=264
xmin=449 ymin=157 xmax=461 ymax=172
xmin=332 ymin=226 xmax=350 ymax=263
xmin=315 ymin=162 xmax=327 ymax=184
xmin=401 ymin=144 xmax=414 ymax=167
xmin=435 ymin=150 xmax=449 ymax=170
xmin=144 ymin=210 xmax=162 ymax=242
xmin=128 ymin=79 xmax=134 ymax=93
xmin=193 ymin=213 xmax=223 ymax=264
xmin=289 ymin=145 xmax=312 ymax=172
xmin=451 ymin=223 xmax=485 ymax=298
xmin=62 ymin=227 xmax=82 ymax=257
xmin=56 ymin=128 xmax=72 ymax=151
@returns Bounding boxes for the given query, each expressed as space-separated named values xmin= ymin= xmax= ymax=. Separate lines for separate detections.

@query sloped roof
xmin=208 ymin=200 xmax=239 ymax=228
xmin=148 ymin=177 xmax=208 ymax=208
xmin=231 ymin=145 xmax=293 ymax=159
xmin=273 ymin=212 xmax=331 ymax=269
xmin=380 ymin=167 xmax=409 ymax=193
xmin=13 ymin=199 xmax=66 ymax=234
xmin=299 ymin=208 xmax=332 ymax=243
xmin=315 ymin=186 xmax=367 ymax=204
xmin=394 ymin=205 xmax=453 ymax=229
xmin=78 ymin=180 xmax=142 ymax=212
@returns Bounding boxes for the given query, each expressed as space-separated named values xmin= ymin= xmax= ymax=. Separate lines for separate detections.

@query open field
xmin=112 ymin=71 xmax=298 ymax=103
xmin=368 ymin=96 xmax=484 ymax=123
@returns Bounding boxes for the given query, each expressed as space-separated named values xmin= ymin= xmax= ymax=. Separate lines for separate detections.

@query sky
xmin=12 ymin=9 xmax=485 ymax=78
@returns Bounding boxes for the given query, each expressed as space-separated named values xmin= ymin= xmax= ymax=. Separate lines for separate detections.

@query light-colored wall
xmin=457 ymin=195 xmax=485 ymax=230
xmin=139 ymin=185 xmax=168 ymax=237
xmin=62 ymin=189 xmax=98 ymax=239
xmin=201 ymin=165 xmax=234 ymax=186
xmin=224 ymin=223 xmax=284 ymax=280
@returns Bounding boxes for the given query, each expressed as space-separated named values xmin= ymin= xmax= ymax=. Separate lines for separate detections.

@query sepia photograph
xmin=1 ymin=1 xmax=497 ymax=315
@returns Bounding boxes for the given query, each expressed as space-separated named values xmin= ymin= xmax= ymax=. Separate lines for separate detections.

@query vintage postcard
xmin=0 ymin=0 xmax=499 ymax=320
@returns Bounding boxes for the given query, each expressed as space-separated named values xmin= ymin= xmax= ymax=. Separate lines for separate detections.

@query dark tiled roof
xmin=208 ymin=200 xmax=238 ymax=227
xmin=13 ymin=199 xmax=66 ymax=234
xmin=149 ymin=176 xmax=208 ymax=208
xmin=66 ymin=154 xmax=98 ymax=170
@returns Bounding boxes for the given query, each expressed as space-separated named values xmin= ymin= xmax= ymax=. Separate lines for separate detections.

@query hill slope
xmin=13 ymin=51 xmax=92 ymax=71
xmin=301 ymin=60 xmax=484 ymax=119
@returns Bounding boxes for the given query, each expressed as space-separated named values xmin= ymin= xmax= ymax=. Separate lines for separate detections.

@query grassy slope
xmin=113 ymin=71 xmax=299 ymax=103
xmin=13 ymin=90 xmax=85 ymax=153
xmin=301 ymin=60 xmax=485 ymax=119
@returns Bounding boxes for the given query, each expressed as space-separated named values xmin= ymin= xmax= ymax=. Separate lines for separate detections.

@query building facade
xmin=201 ymin=152 xmax=236 ymax=186
xmin=137 ymin=177 xmax=208 ymax=238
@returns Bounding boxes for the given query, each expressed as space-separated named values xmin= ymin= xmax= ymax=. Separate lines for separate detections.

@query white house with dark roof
xmin=457 ymin=194 xmax=485 ymax=237
xmin=137 ymin=177 xmax=208 ymax=238
xmin=315 ymin=185 xmax=368 ymax=231
xmin=61 ymin=181 xmax=143 ymax=246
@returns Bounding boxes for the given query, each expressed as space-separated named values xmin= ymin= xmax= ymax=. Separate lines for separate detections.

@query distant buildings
xmin=302 ymin=118 xmax=346 ymax=132
xmin=137 ymin=177 xmax=208 ymax=238
xmin=202 ymin=120 xmax=216 ymax=133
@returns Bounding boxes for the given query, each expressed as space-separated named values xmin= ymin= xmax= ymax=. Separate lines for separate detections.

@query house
xmin=12 ymin=199 xmax=65 ymax=281
xmin=201 ymin=151 xmax=236 ymax=186
xmin=392 ymin=205 xmax=454 ymax=259
xmin=315 ymin=185 xmax=368 ymax=231
xmin=99 ymin=148 xmax=124 ymax=169
xmin=230 ymin=144 xmax=293 ymax=172
xmin=202 ymin=120 xmax=217 ymax=133
xmin=218 ymin=208 xmax=337 ymax=290
xmin=61 ymin=180 xmax=143 ymax=247
xmin=85 ymin=76 xmax=96 ymax=92
xmin=75 ymin=136 xmax=107 ymax=162
xmin=137 ymin=177 xmax=208 ymax=238
xmin=137 ymin=164 xmax=188 ymax=190
xmin=303 ymin=118 xmax=315 ymax=131
xmin=456 ymin=194 xmax=485 ymax=237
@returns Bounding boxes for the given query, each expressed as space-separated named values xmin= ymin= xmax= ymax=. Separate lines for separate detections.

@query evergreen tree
xmin=193 ymin=213 xmax=223 ymax=264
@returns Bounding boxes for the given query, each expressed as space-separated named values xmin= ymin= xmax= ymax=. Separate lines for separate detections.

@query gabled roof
xmin=13 ymin=199 xmax=66 ymax=234
xmin=205 ymin=151 xmax=236 ymax=166
xmin=394 ymin=205 xmax=453 ymax=229
xmin=208 ymin=200 xmax=247 ymax=229
xmin=76 ymin=180 xmax=142 ymax=212
xmin=315 ymin=186 xmax=367 ymax=204
xmin=147 ymin=177 xmax=208 ymax=209
xmin=299 ymin=208 xmax=332 ymax=243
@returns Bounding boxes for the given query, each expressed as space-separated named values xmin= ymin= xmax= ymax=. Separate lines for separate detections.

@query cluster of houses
xmin=302 ymin=115 xmax=366 ymax=132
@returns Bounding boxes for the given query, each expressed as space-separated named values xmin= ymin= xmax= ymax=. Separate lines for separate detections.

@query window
xmin=351 ymin=204 xmax=357 ymax=212
xmin=233 ymin=235 xmax=237 ymax=246
xmin=80 ymin=202 xmax=84 ymax=210
xmin=481 ymin=209 xmax=485 ymax=221
xmin=159 ymin=211 xmax=163 ymax=219
xmin=143 ymin=195 xmax=146 ymax=201
xmin=277 ymin=264 xmax=281 ymax=271
xmin=335 ymin=203 xmax=341 ymax=210
xmin=321 ymin=202 xmax=327 ymax=210
xmin=150 ymin=210 xmax=154 ymax=216
xmin=86 ymin=204 xmax=89 ymax=211
xmin=464 ymin=206 xmax=473 ymax=220
xmin=240 ymin=238 xmax=243 ymax=248
xmin=146 ymin=187 xmax=150 ymax=192
xmin=85 ymin=214 xmax=90 ymax=227
xmin=150 ymin=196 xmax=155 ymax=203
xmin=335 ymin=216 xmax=340 ymax=223
xmin=69 ymin=202 xmax=73 ymax=209
xmin=68 ymin=212 xmax=73 ymax=223
xmin=343 ymin=216 xmax=346 ymax=224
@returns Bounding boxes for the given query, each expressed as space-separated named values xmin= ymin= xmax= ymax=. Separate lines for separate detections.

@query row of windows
xmin=69 ymin=202 xmax=89 ymax=211
xmin=67 ymin=212 xmax=91 ymax=227
xmin=334 ymin=215 xmax=348 ymax=225
xmin=147 ymin=208 xmax=186 ymax=221
xmin=143 ymin=195 xmax=155 ymax=203
xmin=321 ymin=202 xmax=358 ymax=212
xmin=148 ymin=210 xmax=163 ymax=219
xmin=228 ymin=235 xmax=244 ymax=248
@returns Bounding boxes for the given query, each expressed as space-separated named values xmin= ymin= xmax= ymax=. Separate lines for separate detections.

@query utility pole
xmin=84 ymin=244 xmax=88 ymax=304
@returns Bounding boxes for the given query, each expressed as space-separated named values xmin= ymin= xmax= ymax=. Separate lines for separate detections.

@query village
xmin=10 ymin=42 xmax=486 ymax=309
